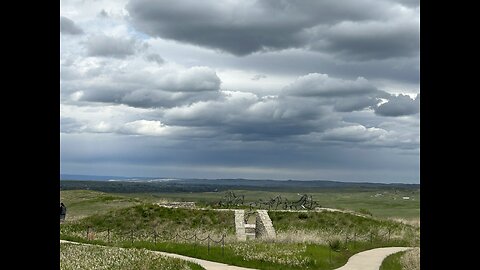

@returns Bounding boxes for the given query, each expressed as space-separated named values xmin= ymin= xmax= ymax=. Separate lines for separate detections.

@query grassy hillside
xmin=61 ymin=203 xmax=235 ymax=243
xmin=269 ymin=211 xmax=419 ymax=246
xmin=83 ymin=204 xmax=233 ymax=232
xmin=60 ymin=190 xmax=142 ymax=220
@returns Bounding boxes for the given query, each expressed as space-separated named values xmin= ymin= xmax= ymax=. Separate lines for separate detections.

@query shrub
xmin=298 ymin=213 xmax=309 ymax=219
xmin=328 ymin=239 xmax=342 ymax=251
xmin=358 ymin=208 xmax=373 ymax=216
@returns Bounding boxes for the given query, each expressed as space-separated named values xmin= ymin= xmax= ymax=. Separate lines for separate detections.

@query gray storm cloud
xmin=86 ymin=35 xmax=137 ymax=58
xmin=60 ymin=16 xmax=84 ymax=35
xmin=144 ymin=53 xmax=165 ymax=65
xmin=60 ymin=59 xmax=222 ymax=108
xmin=126 ymin=0 xmax=419 ymax=59
xmin=375 ymin=94 xmax=419 ymax=116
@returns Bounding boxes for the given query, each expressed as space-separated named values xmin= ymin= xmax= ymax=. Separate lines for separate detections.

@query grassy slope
xmin=66 ymin=203 xmax=234 ymax=234
xmin=60 ymin=190 xmax=142 ymax=220
xmin=270 ymin=211 xmax=407 ymax=233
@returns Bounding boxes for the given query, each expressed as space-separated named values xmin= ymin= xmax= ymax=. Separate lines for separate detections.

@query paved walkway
xmin=334 ymin=247 xmax=412 ymax=270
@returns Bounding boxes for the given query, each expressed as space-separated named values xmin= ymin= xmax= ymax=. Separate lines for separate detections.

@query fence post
xmin=131 ymin=229 xmax=134 ymax=244
xmin=207 ymin=235 xmax=210 ymax=255
xmin=388 ymin=228 xmax=391 ymax=242
xmin=353 ymin=231 xmax=356 ymax=248
xmin=194 ymin=233 xmax=197 ymax=251
xmin=107 ymin=229 xmax=110 ymax=243
xmin=370 ymin=231 xmax=373 ymax=244
xmin=345 ymin=231 xmax=348 ymax=246
xmin=222 ymin=234 xmax=225 ymax=256
xmin=154 ymin=230 xmax=157 ymax=244
xmin=86 ymin=227 xmax=90 ymax=240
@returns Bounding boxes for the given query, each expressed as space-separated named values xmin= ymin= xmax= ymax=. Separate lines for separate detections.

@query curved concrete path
xmin=60 ymin=240 xmax=255 ymax=270
xmin=334 ymin=247 xmax=412 ymax=270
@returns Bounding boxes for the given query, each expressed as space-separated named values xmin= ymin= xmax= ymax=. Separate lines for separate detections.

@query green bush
xmin=328 ymin=239 xmax=342 ymax=251
xmin=298 ymin=213 xmax=309 ymax=219
xmin=358 ymin=208 xmax=373 ymax=216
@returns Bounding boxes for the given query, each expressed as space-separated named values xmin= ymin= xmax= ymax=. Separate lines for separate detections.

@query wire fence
xmin=335 ymin=225 xmax=418 ymax=248
xmin=81 ymin=226 xmax=227 ymax=256
xmin=63 ymin=223 xmax=418 ymax=257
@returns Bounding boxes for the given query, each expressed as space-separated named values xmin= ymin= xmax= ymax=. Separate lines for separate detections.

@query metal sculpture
xmin=218 ymin=191 xmax=244 ymax=208
xmin=218 ymin=192 xmax=320 ymax=210
xmin=285 ymin=194 xmax=320 ymax=210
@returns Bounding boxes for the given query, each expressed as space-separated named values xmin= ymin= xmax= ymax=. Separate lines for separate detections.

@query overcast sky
xmin=60 ymin=0 xmax=419 ymax=183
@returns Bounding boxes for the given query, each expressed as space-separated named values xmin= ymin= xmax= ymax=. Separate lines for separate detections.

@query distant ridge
xmin=60 ymin=174 xmax=156 ymax=181
xmin=60 ymin=174 xmax=419 ymax=192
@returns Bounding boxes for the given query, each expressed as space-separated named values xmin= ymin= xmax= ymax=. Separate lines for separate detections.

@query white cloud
xmin=322 ymin=125 xmax=388 ymax=142
xmin=283 ymin=73 xmax=378 ymax=97
xmin=121 ymin=120 xmax=171 ymax=136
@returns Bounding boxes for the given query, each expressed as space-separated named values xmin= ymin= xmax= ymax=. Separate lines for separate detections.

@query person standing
xmin=60 ymin=202 xmax=66 ymax=222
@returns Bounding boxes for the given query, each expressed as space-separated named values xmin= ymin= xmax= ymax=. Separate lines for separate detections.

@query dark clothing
xmin=60 ymin=203 xmax=66 ymax=221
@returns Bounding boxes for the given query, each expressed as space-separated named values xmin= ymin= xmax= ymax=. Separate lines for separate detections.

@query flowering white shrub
xmin=229 ymin=242 xmax=312 ymax=267
xmin=401 ymin=247 xmax=420 ymax=270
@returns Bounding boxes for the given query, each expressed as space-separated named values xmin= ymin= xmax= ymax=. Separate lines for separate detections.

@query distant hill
xmin=60 ymin=174 xmax=419 ymax=193
xmin=60 ymin=174 xmax=156 ymax=181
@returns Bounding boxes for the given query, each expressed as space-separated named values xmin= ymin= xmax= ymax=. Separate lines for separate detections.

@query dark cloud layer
xmin=127 ymin=0 xmax=419 ymax=59
xmin=282 ymin=73 xmax=391 ymax=113
xmin=309 ymin=20 xmax=419 ymax=60
xmin=60 ymin=16 xmax=84 ymax=35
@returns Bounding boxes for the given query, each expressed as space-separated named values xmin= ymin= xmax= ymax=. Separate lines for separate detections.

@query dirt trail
xmin=60 ymin=240 xmax=410 ymax=270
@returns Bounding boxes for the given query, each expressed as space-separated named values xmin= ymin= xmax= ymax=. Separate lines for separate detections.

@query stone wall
xmin=234 ymin=210 xmax=247 ymax=241
xmin=156 ymin=202 xmax=196 ymax=208
xmin=255 ymin=210 xmax=276 ymax=239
